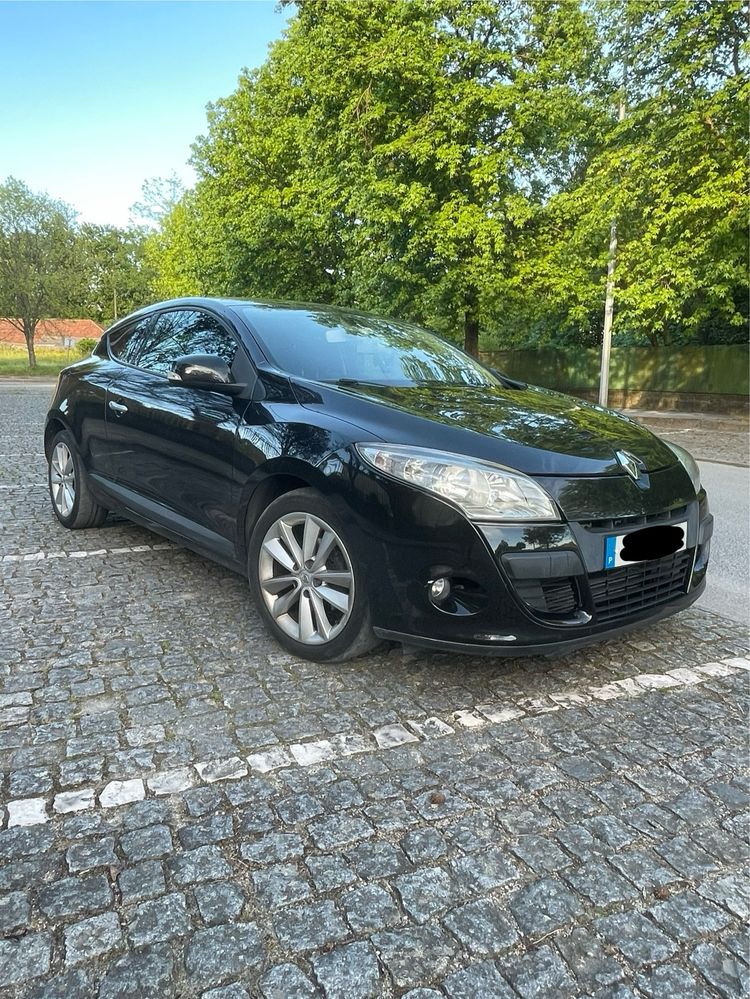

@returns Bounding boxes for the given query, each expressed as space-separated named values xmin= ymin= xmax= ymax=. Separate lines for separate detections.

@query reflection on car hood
xmin=304 ymin=380 xmax=677 ymax=476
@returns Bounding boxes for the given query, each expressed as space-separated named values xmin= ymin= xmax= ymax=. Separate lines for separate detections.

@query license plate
xmin=604 ymin=522 xmax=687 ymax=569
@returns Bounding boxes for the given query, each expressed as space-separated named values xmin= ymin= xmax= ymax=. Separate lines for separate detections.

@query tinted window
xmin=135 ymin=310 xmax=238 ymax=374
xmin=239 ymin=306 xmax=497 ymax=387
xmin=108 ymin=317 xmax=151 ymax=363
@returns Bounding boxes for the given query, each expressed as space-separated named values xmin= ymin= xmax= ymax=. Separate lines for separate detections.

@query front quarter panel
xmin=236 ymin=432 xmax=522 ymax=643
xmin=233 ymin=388 xmax=383 ymax=554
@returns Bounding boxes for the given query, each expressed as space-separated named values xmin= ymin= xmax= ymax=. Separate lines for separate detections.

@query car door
xmin=92 ymin=315 xmax=154 ymax=483
xmin=104 ymin=307 xmax=244 ymax=557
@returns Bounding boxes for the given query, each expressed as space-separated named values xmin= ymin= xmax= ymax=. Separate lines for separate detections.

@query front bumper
xmin=373 ymin=576 xmax=705 ymax=656
xmin=334 ymin=458 xmax=712 ymax=658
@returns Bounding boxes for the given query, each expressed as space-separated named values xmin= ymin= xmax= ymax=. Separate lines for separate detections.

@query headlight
xmin=355 ymin=444 xmax=559 ymax=522
xmin=665 ymin=441 xmax=701 ymax=493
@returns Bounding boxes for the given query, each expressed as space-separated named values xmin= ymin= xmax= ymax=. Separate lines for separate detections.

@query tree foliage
xmin=78 ymin=224 xmax=154 ymax=327
xmin=0 ymin=177 xmax=81 ymax=366
xmin=75 ymin=337 xmax=99 ymax=358
xmin=151 ymin=0 xmax=749 ymax=352
xmin=130 ymin=173 xmax=186 ymax=227
xmin=0 ymin=177 xmax=154 ymax=366
xmin=508 ymin=0 xmax=749 ymax=348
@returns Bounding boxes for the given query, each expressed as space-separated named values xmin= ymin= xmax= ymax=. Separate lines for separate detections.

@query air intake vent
xmin=580 ymin=505 xmax=689 ymax=532
xmin=588 ymin=550 xmax=693 ymax=623
xmin=515 ymin=577 xmax=579 ymax=617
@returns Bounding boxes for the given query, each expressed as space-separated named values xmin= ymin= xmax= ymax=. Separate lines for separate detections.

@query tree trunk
xmin=24 ymin=320 xmax=37 ymax=368
xmin=463 ymin=299 xmax=480 ymax=357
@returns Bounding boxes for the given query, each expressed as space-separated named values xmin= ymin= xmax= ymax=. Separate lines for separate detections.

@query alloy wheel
xmin=258 ymin=511 xmax=355 ymax=645
xmin=50 ymin=442 xmax=76 ymax=518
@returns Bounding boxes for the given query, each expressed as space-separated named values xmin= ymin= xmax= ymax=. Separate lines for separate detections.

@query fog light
xmin=429 ymin=577 xmax=451 ymax=603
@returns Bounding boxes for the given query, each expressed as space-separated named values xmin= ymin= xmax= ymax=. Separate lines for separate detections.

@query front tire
xmin=48 ymin=430 xmax=107 ymax=529
xmin=248 ymin=489 xmax=381 ymax=662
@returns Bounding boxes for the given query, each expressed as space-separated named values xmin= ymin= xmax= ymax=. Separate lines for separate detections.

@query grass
xmin=0 ymin=344 xmax=83 ymax=377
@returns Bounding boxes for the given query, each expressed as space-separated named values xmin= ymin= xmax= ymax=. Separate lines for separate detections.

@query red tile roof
xmin=0 ymin=319 xmax=103 ymax=347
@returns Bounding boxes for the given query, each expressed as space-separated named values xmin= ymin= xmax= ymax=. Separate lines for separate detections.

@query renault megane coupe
xmin=45 ymin=298 xmax=712 ymax=661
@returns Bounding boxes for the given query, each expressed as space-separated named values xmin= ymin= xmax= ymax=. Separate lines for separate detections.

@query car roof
xmin=117 ymin=296 xmax=409 ymax=329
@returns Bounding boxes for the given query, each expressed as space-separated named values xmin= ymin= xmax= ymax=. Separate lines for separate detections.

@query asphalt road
xmin=697 ymin=460 xmax=750 ymax=626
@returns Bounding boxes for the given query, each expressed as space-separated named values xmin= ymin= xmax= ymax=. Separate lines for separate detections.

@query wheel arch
xmin=237 ymin=447 xmax=363 ymax=566
xmin=44 ymin=415 xmax=70 ymax=459
xmin=239 ymin=462 xmax=326 ymax=563
xmin=244 ymin=470 xmax=382 ymax=661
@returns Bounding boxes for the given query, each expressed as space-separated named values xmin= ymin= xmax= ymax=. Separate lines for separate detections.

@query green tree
xmin=504 ymin=0 xmax=749 ymax=349
xmin=143 ymin=195 xmax=205 ymax=299
xmin=75 ymin=337 xmax=99 ymax=358
xmin=153 ymin=0 xmax=598 ymax=352
xmin=167 ymin=39 xmax=351 ymax=303
xmin=0 ymin=177 xmax=81 ymax=367
xmin=77 ymin=224 xmax=154 ymax=327
xmin=149 ymin=0 xmax=748 ymax=353
xmin=130 ymin=172 xmax=186 ymax=227
xmin=291 ymin=0 xmax=598 ymax=353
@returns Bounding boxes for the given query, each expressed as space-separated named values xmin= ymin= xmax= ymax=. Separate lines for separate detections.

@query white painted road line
xmin=3 ymin=653 xmax=747 ymax=827
xmin=0 ymin=483 xmax=47 ymax=488
xmin=1 ymin=542 xmax=175 ymax=563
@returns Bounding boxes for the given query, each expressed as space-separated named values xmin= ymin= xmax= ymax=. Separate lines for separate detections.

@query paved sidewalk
xmin=0 ymin=386 xmax=748 ymax=998
xmin=624 ymin=410 xmax=749 ymax=467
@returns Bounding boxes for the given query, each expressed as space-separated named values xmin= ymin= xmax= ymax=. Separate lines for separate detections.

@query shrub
xmin=76 ymin=337 xmax=99 ymax=358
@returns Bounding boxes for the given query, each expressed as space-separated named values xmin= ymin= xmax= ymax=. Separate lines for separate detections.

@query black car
xmin=45 ymin=298 xmax=712 ymax=662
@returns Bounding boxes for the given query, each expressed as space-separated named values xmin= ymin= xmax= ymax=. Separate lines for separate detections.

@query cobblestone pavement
xmin=1 ymin=385 xmax=748 ymax=999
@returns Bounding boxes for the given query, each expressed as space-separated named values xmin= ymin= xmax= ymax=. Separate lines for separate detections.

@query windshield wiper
xmin=326 ymin=378 xmax=391 ymax=388
xmin=489 ymin=368 xmax=528 ymax=390
xmin=326 ymin=375 xmax=529 ymax=390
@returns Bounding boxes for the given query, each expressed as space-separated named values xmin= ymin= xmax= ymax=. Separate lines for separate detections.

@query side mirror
xmin=169 ymin=354 xmax=246 ymax=395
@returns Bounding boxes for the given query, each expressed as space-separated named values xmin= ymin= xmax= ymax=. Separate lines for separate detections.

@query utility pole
xmin=113 ymin=285 xmax=118 ymax=322
xmin=598 ymin=198 xmax=619 ymax=407
xmin=598 ymin=50 xmax=628 ymax=408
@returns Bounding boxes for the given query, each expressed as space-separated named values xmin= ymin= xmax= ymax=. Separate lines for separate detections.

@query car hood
xmin=297 ymin=379 xmax=677 ymax=477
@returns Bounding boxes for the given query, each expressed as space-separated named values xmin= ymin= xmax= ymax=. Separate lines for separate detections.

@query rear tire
xmin=248 ymin=488 xmax=382 ymax=662
xmin=47 ymin=430 xmax=107 ymax=529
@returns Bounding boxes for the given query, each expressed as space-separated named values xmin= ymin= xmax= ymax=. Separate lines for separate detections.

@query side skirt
xmin=89 ymin=473 xmax=244 ymax=575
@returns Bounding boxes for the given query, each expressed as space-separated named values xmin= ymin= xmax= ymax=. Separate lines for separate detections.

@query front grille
xmin=580 ymin=504 xmax=689 ymax=532
xmin=588 ymin=549 xmax=694 ymax=623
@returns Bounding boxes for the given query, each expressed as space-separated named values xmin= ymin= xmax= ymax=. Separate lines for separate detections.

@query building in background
xmin=0 ymin=319 xmax=102 ymax=350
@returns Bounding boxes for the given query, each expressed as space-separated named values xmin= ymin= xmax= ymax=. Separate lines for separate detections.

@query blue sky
xmin=1 ymin=1 xmax=288 ymax=226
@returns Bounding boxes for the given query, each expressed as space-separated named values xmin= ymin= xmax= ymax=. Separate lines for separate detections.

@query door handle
xmin=108 ymin=400 xmax=128 ymax=414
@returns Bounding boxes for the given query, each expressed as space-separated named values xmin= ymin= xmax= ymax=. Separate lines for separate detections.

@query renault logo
xmin=616 ymin=450 xmax=642 ymax=481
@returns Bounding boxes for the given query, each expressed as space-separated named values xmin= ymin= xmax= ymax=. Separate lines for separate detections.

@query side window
xmin=108 ymin=317 xmax=151 ymax=363
xmin=135 ymin=310 xmax=238 ymax=375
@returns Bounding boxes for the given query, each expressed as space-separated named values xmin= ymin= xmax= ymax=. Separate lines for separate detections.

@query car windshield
xmin=239 ymin=305 xmax=499 ymax=387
